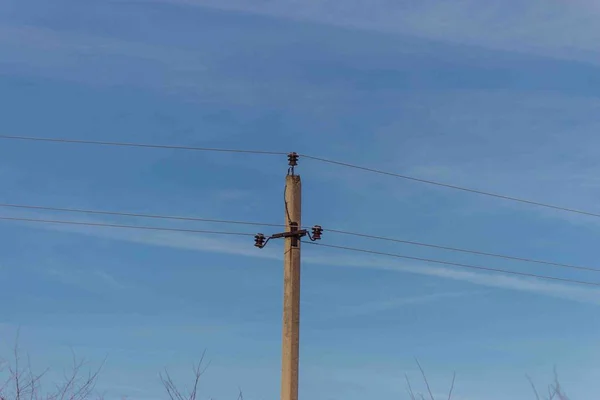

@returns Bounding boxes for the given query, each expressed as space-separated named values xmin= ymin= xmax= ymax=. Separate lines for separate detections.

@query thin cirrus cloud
xmin=0 ymin=8 xmax=219 ymax=101
xmin=303 ymin=250 xmax=600 ymax=306
xmin=333 ymin=291 xmax=481 ymax=318
xmin=46 ymin=266 xmax=130 ymax=292
xmin=7 ymin=211 xmax=600 ymax=306
xmin=154 ymin=0 xmax=600 ymax=64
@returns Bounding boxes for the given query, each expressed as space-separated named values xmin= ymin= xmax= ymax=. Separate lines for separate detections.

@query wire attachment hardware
xmin=255 ymin=224 xmax=324 ymax=248
xmin=310 ymin=225 xmax=323 ymax=241
xmin=288 ymin=152 xmax=299 ymax=167
xmin=254 ymin=233 xmax=267 ymax=248
xmin=287 ymin=152 xmax=299 ymax=175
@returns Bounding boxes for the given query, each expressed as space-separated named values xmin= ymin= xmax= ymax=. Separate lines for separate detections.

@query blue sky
xmin=1 ymin=1 xmax=600 ymax=399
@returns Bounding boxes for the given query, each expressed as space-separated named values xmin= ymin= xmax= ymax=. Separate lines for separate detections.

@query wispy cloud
xmin=335 ymin=291 xmax=481 ymax=318
xmin=45 ymin=265 xmax=130 ymax=292
xmin=1 ymin=208 xmax=280 ymax=260
xmin=5 ymin=211 xmax=599 ymax=306
xmin=0 ymin=22 xmax=351 ymax=107
xmin=156 ymin=0 xmax=600 ymax=64
xmin=305 ymin=251 xmax=600 ymax=306
xmin=0 ymin=24 xmax=208 ymax=89
xmin=347 ymin=90 xmax=600 ymax=226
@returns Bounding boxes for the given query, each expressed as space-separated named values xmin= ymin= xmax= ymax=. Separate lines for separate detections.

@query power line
xmin=2 ymin=202 xmax=596 ymax=274
xmin=324 ymin=228 xmax=599 ymax=273
xmin=305 ymin=242 xmax=600 ymax=287
xmin=3 ymin=134 xmax=600 ymax=218
xmin=299 ymin=155 xmax=600 ymax=218
xmin=0 ymin=216 xmax=255 ymax=237
xmin=0 ymin=203 xmax=285 ymax=228
xmin=3 ymin=210 xmax=599 ymax=287
xmin=0 ymin=134 xmax=287 ymax=155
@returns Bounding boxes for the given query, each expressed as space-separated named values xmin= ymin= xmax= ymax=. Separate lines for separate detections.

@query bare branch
xmin=551 ymin=368 xmax=569 ymax=400
xmin=55 ymin=352 xmax=81 ymax=400
xmin=41 ymin=352 xmax=104 ymax=400
xmin=526 ymin=375 xmax=540 ymax=400
xmin=415 ymin=359 xmax=435 ymax=400
xmin=405 ymin=374 xmax=416 ymax=400
xmin=2 ymin=334 xmax=48 ymax=400
xmin=14 ymin=334 xmax=22 ymax=400
xmin=160 ymin=369 xmax=187 ymax=400
xmin=161 ymin=351 xmax=209 ymax=400
xmin=447 ymin=372 xmax=456 ymax=400
xmin=188 ymin=351 xmax=209 ymax=400
xmin=26 ymin=354 xmax=48 ymax=400
xmin=67 ymin=357 xmax=105 ymax=400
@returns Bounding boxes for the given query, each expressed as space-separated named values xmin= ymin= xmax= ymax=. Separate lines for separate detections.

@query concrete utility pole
xmin=254 ymin=153 xmax=322 ymax=400
xmin=281 ymin=171 xmax=301 ymax=400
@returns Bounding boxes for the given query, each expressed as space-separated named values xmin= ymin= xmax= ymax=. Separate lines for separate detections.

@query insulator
xmin=288 ymin=152 xmax=299 ymax=167
xmin=311 ymin=225 xmax=323 ymax=240
xmin=254 ymin=233 xmax=266 ymax=248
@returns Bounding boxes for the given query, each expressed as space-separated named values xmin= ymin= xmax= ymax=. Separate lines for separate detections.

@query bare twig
xmin=188 ymin=351 xmax=209 ymax=400
xmin=26 ymin=354 xmax=48 ymax=400
xmin=526 ymin=375 xmax=540 ymax=400
xmin=160 ymin=370 xmax=186 ymax=400
xmin=161 ymin=350 xmax=210 ymax=400
xmin=43 ymin=350 xmax=105 ymax=400
xmin=405 ymin=374 xmax=416 ymax=400
xmin=551 ymin=368 xmax=569 ymax=400
xmin=527 ymin=369 xmax=570 ymax=400
xmin=415 ymin=359 xmax=435 ymax=400
xmin=447 ymin=372 xmax=456 ymax=400
xmin=13 ymin=336 xmax=22 ymax=400
xmin=0 ymin=333 xmax=100 ymax=400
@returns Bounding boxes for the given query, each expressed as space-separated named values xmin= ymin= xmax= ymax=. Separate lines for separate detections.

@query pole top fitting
xmin=288 ymin=152 xmax=299 ymax=167
xmin=287 ymin=152 xmax=299 ymax=175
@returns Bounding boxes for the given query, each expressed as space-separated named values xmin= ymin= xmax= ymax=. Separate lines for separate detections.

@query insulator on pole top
xmin=288 ymin=152 xmax=299 ymax=167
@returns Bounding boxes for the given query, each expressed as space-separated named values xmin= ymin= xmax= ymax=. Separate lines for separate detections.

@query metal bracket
xmin=255 ymin=223 xmax=323 ymax=249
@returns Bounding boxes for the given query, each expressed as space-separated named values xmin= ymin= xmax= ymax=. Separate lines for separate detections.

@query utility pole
xmin=281 ymin=163 xmax=301 ymax=400
xmin=254 ymin=153 xmax=322 ymax=400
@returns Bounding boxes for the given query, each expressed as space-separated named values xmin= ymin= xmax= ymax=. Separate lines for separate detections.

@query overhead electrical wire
xmin=2 ymin=136 xmax=597 ymax=288
xmin=1 ymin=134 xmax=598 ymax=218
xmin=1 ymin=202 xmax=596 ymax=273
xmin=300 ymin=154 xmax=600 ymax=218
xmin=0 ymin=216 xmax=256 ymax=237
xmin=2 ymin=214 xmax=598 ymax=287
xmin=0 ymin=203 xmax=285 ymax=228
xmin=323 ymin=228 xmax=600 ymax=273
xmin=304 ymin=242 xmax=600 ymax=288
xmin=0 ymin=134 xmax=287 ymax=155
